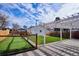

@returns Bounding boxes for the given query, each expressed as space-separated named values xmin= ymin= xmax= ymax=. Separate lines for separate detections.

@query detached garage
xmin=28 ymin=25 xmax=49 ymax=35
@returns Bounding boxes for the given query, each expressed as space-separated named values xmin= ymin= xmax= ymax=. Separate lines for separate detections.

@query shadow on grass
xmin=1 ymin=47 xmax=36 ymax=56
xmin=6 ymin=37 xmax=14 ymax=52
xmin=0 ymin=37 xmax=36 ymax=56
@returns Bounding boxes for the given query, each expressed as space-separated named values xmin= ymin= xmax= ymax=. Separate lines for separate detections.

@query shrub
xmin=46 ymin=31 xmax=60 ymax=37
xmin=46 ymin=31 xmax=70 ymax=38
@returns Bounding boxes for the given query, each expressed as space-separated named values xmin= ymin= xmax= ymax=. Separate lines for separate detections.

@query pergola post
xmin=70 ymin=28 xmax=72 ymax=39
xmin=43 ymin=34 xmax=46 ymax=46
xmin=70 ymin=23 xmax=72 ymax=39
xmin=43 ymin=24 xmax=46 ymax=46
xmin=60 ymin=28 xmax=62 ymax=40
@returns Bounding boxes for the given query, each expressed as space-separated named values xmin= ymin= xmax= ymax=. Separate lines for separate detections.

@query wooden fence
xmin=0 ymin=29 xmax=9 ymax=41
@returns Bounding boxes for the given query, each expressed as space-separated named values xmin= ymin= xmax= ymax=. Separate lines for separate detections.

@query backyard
xmin=0 ymin=37 xmax=33 ymax=55
xmin=0 ymin=34 xmax=65 ymax=55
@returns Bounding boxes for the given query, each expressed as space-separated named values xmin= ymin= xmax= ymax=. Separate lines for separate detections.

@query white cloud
xmin=1 ymin=3 xmax=79 ymax=27
xmin=35 ymin=4 xmax=56 ymax=23
xmin=38 ymin=3 xmax=79 ymax=22
xmin=8 ymin=3 xmax=79 ymax=26
xmin=15 ymin=3 xmax=56 ymax=23
xmin=8 ymin=17 xmax=30 ymax=27
xmin=38 ymin=10 xmax=55 ymax=23
xmin=0 ymin=10 xmax=10 ymax=17
xmin=56 ymin=3 xmax=79 ymax=19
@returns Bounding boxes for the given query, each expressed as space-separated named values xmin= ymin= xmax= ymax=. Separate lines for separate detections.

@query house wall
xmin=30 ymin=26 xmax=49 ymax=36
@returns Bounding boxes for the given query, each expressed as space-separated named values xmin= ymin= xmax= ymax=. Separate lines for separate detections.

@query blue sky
xmin=0 ymin=3 xmax=79 ymax=28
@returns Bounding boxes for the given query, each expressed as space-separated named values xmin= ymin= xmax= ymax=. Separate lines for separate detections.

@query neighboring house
xmin=27 ymin=25 xmax=49 ymax=35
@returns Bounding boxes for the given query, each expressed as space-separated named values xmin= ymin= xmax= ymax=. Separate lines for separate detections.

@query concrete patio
xmin=15 ymin=39 xmax=79 ymax=56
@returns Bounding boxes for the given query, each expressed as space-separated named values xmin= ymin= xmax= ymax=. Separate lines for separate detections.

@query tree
xmin=11 ymin=23 xmax=20 ymax=36
xmin=0 ymin=13 xmax=8 ymax=29
xmin=12 ymin=23 xmax=20 ymax=30
xmin=23 ymin=25 xmax=27 ymax=30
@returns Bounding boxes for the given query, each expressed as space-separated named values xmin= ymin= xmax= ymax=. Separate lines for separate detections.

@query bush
xmin=46 ymin=31 xmax=60 ymax=37
xmin=46 ymin=31 xmax=70 ymax=38
xmin=19 ymin=31 xmax=31 ymax=36
xmin=62 ymin=32 xmax=70 ymax=38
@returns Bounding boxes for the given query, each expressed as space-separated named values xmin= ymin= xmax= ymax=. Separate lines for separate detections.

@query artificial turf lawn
xmin=0 ymin=36 xmax=64 ymax=53
xmin=28 ymin=35 xmax=64 ymax=45
xmin=0 ymin=37 xmax=32 ymax=53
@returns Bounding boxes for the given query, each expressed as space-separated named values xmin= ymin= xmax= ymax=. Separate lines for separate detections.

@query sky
xmin=0 ymin=3 xmax=79 ymax=28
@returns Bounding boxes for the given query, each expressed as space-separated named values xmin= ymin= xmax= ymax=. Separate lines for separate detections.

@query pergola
xmin=45 ymin=13 xmax=79 ymax=41
xmin=53 ymin=14 xmax=79 ymax=40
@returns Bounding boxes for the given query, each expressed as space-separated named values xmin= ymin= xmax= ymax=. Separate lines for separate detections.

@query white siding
xmin=31 ymin=26 xmax=48 ymax=35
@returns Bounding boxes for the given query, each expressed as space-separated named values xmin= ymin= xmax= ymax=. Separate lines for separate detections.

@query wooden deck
xmin=15 ymin=39 xmax=79 ymax=56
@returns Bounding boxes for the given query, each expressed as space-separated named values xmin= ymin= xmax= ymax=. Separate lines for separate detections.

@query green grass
xmin=9 ymin=37 xmax=32 ymax=50
xmin=46 ymin=36 xmax=64 ymax=43
xmin=0 ymin=37 xmax=12 ymax=51
xmin=0 ymin=35 xmax=65 ymax=53
xmin=28 ymin=35 xmax=64 ymax=45
xmin=0 ymin=37 xmax=32 ymax=53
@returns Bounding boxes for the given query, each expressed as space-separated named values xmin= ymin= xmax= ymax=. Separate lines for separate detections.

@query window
xmin=40 ymin=30 xmax=42 ymax=32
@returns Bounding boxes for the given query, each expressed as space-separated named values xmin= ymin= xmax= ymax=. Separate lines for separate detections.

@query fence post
xmin=36 ymin=33 xmax=38 ymax=48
